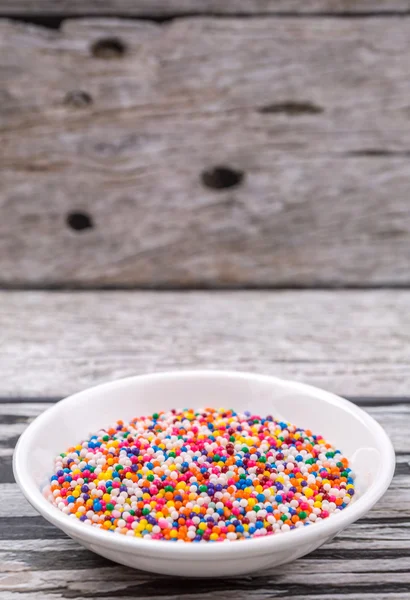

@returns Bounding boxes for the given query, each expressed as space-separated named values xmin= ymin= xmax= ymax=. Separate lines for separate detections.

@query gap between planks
xmin=2 ymin=1 xmax=410 ymax=19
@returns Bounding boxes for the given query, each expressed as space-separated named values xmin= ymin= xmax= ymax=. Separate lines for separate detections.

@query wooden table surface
xmin=1 ymin=290 xmax=409 ymax=600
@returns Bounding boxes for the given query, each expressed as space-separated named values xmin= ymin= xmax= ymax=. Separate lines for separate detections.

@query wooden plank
xmin=1 ymin=1 xmax=410 ymax=17
xmin=2 ymin=18 xmax=410 ymax=287
xmin=1 ymin=555 xmax=410 ymax=597
xmin=0 ymin=290 xmax=409 ymax=397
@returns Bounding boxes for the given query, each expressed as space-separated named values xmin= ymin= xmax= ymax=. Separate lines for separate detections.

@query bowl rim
xmin=13 ymin=370 xmax=396 ymax=559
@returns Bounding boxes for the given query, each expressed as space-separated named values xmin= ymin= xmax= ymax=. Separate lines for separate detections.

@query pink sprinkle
xmin=158 ymin=518 xmax=169 ymax=528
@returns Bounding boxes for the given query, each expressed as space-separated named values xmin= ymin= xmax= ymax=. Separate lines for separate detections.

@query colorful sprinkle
xmin=45 ymin=408 xmax=355 ymax=541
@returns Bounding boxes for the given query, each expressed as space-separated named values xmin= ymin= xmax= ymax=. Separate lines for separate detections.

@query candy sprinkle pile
xmin=46 ymin=408 xmax=355 ymax=541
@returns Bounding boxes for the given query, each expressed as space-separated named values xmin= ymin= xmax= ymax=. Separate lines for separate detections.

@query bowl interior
xmin=20 ymin=372 xmax=388 ymax=502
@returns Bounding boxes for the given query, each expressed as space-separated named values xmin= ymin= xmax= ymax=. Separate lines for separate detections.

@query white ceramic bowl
xmin=14 ymin=371 xmax=395 ymax=577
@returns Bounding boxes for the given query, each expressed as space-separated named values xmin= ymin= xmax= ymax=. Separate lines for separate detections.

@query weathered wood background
xmin=2 ymin=7 xmax=410 ymax=286
xmin=1 ymin=2 xmax=410 ymax=599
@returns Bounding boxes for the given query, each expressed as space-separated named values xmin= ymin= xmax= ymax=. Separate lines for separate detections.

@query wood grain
xmin=0 ymin=290 xmax=409 ymax=397
xmin=0 ymin=0 xmax=409 ymax=16
xmin=1 ymin=399 xmax=409 ymax=600
xmin=2 ymin=18 xmax=410 ymax=286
